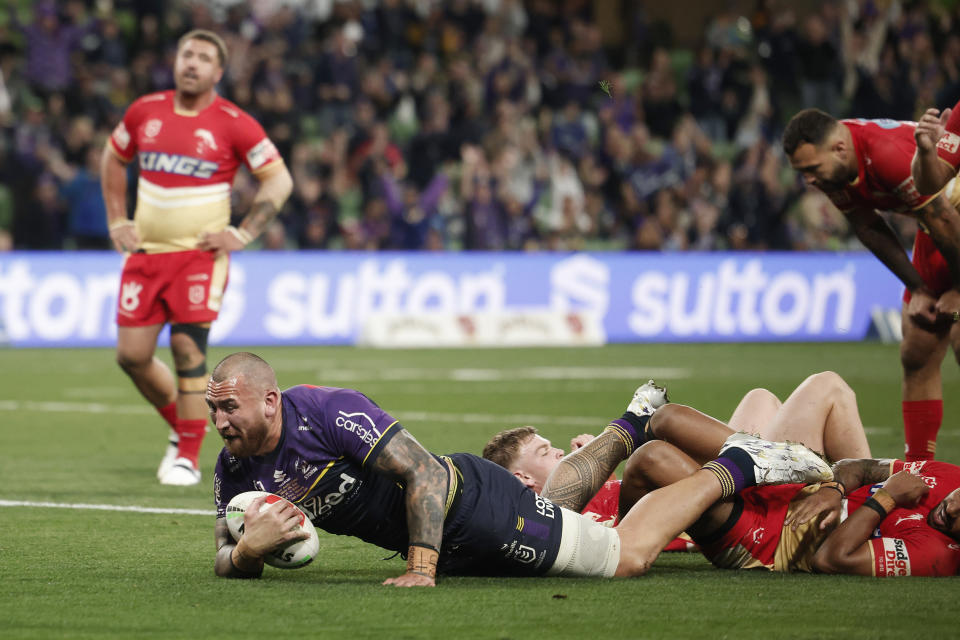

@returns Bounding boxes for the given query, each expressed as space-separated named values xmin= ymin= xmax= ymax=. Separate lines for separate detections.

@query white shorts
xmin=545 ymin=507 xmax=621 ymax=578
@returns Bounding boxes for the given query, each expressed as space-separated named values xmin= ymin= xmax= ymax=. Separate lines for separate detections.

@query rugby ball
xmin=226 ymin=491 xmax=319 ymax=569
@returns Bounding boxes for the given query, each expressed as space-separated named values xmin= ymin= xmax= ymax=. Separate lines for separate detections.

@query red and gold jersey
xmin=935 ymin=104 xmax=960 ymax=170
xmin=108 ymin=91 xmax=283 ymax=253
xmin=821 ymin=119 xmax=935 ymax=216
xmin=845 ymin=460 xmax=960 ymax=577
xmin=581 ymin=479 xmax=620 ymax=527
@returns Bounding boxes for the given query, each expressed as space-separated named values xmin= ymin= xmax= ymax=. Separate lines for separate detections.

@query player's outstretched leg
xmin=613 ymin=433 xmax=831 ymax=577
xmin=541 ymin=381 xmax=667 ymax=511
xmin=708 ymin=432 xmax=833 ymax=489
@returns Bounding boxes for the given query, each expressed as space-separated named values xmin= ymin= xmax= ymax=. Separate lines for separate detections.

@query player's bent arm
xmin=809 ymin=500 xmax=882 ymax=575
xmin=238 ymin=164 xmax=294 ymax=240
xmin=831 ymin=458 xmax=893 ymax=492
xmin=912 ymin=152 xmax=955 ymax=195
xmin=371 ymin=429 xmax=447 ymax=586
xmin=101 ymin=145 xmax=139 ymax=252
xmin=844 ymin=208 xmax=929 ymax=293
xmin=917 ymin=195 xmax=960 ymax=286
xmin=214 ymin=517 xmax=264 ymax=579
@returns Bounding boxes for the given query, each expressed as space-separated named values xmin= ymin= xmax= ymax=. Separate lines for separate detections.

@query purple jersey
xmin=214 ymin=385 xmax=411 ymax=553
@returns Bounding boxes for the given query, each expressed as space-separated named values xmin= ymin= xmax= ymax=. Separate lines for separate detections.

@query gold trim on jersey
xmin=773 ymin=484 xmax=838 ymax=573
xmin=208 ymin=253 xmax=229 ymax=312
xmin=134 ymin=177 xmax=231 ymax=253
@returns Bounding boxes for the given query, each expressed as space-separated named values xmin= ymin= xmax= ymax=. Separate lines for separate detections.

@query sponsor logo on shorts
xmin=938 ymin=132 xmax=960 ymax=154
xmin=144 ymin=119 xmax=163 ymax=138
xmin=336 ymin=411 xmax=381 ymax=445
xmin=120 ymin=281 xmax=143 ymax=312
xmin=188 ymin=284 xmax=205 ymax=305
xmin=139 ymin=151 xmax=219 ymax=178
xmin=876 ymin=537 xmax=911 ymax=576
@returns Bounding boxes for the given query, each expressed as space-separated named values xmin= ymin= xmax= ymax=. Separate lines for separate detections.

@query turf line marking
xmin=0 ymin=499 xmax=214 ymax=516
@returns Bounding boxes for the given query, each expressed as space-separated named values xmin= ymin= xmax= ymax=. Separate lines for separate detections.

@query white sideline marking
xmin=0 ymin=499 xmax=214 ymax=516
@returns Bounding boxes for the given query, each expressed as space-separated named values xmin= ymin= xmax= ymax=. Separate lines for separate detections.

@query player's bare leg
xmin=646 ymin=404 xmax=734 ymax=465
xmin=116 ymin=324 xmax=176 ymax=408
xmin=727 ymin=388 xmax=781 ymax=433
xmin=618 ymin=441 xmax=734 ymax=535
xmin=613 ymin=435 xmax=832 ymax=576
xmin=614 ymin=468 xmax=726 ymax=576
xmin=160 ymin=322 xmax=212 ymax=485
xmin=760 ymin=371 xmax=871 ymax=460
xmin=900 ymin=309 xmax=949 ymax=461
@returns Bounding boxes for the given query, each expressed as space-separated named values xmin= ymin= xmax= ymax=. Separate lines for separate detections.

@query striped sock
xmin=702 ymin=448 xmax=756 ymax=498
xmin=604 ymin=413 xmax=652 ymax=452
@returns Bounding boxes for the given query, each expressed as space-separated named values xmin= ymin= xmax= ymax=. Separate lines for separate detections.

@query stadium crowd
xmin=2 ymin=0 xmax=960 ymax=253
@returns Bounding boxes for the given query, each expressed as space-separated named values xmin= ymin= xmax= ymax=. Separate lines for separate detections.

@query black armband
xmin=861 ymin=498 xmax=890 ymax=519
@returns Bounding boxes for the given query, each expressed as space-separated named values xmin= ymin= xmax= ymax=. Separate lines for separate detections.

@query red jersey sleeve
xmin=865 ymin=130 xmax=935 ymax=211
xmin=109 ymin=96 xmax=150 ymax=163
xmin=937 ymin=104 xmax=960 ymax=170
xmin=230 ymin=109 xmax=283 ymax=175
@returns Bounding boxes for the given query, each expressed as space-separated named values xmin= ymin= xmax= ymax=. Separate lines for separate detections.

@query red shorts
xmin=903 ymin=230 xmax=951 ymax=303
xmin=116 ymin=250 xmax=229 ymax=326
xmin=696 ymin=484 xmax=802 ymax=570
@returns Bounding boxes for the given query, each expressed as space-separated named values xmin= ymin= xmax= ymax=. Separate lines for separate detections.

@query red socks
xmin=903 ymin=400 xmax=942 ymax=462
xmin=175 ymin=419 xmax=208 ymax=466
xmin=157 ymin=402 xmax=178 ymax=430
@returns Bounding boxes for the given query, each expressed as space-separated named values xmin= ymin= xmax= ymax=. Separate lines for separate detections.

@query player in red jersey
xmin=783 ymin=109 xmax=960 ymax=461
xmin=616 ymin=389 xmax=960 ymax=576
xmin=100 ymin=30 xmax=293 ymax=485
xmin=482 ymin=372 xmax=869 ymax=540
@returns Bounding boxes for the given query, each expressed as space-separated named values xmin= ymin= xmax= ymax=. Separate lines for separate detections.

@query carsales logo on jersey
xmin=335 ymin=411 xmax=381 ymax=445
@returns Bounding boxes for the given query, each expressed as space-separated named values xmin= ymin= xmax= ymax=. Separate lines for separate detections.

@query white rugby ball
xmin=226 ymin=491 xmax=319 ymax=569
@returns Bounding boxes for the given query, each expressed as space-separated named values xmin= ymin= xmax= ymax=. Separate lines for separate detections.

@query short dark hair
xmin=177 ymin=29 xmax=227 ymax=67
xmin=482 ymin=426 xmax=538 ymax=470
xmin=782 ymin=108 xmax=839 ymax=155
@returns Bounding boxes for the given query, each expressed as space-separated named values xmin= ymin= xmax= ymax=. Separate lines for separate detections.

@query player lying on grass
xmin=534 ymin=372 xmax=960 ymax=576
xmin=209 ymin=352 xmax=832 ymax=586
xmin=483 ymin=373 xmax=871 ymax=527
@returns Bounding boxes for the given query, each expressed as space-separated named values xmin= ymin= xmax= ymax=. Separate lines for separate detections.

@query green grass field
xmin=2 ymin=343 xmax=960 ymax=639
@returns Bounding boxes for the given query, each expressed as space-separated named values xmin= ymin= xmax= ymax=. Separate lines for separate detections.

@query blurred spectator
xmin=2 ymin=0 xmax=958 ymax=254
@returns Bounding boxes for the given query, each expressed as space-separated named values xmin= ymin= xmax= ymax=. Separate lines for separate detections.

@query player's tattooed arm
xmin=239 ymin=166 xmax=294 ymax=238
xmin=214 ymin=517 xmax=263 ymax=579
xmin=372 ymin=429 xmax=447 ymax=586
xmin=831 ymin=458 xmax=894 ymax=492
xmin=541 ymin=431 xmax=630 ymax=511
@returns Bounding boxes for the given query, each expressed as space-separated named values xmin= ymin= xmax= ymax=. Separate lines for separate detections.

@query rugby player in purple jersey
xmin=210 ymin=352 xmax=832 ymax=586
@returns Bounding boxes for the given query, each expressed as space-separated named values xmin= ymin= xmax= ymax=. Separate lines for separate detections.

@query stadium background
xmin=2 ymin=1 xmax=960 ymax=638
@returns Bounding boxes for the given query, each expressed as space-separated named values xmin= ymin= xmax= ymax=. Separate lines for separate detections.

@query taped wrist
xmin=406 ymin=542 xmax=439 ymax=579
xmin=226 ymin=225 xmax=254 ymax=246
xmin=820 ymin=481 xmax=845 ymax=497
xmin=109 ymin=219 xmax=135 ymax=232
xmin=872 ymin=488 xmax=897 ymax=513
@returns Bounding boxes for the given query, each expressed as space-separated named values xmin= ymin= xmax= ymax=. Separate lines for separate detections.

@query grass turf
xmin=1 ymin=343 xmax=959 ymax=639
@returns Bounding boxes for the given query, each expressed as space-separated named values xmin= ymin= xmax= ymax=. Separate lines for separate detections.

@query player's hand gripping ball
xmin=226 ymin=491 xmax=319 ymax=569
